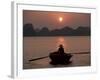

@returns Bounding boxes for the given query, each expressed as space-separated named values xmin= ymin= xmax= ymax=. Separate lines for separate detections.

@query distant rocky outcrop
xmin=23 ymin=23 xmax=90 ymax=37
xmin=73 ymin=27 xmax=90 ymax=36
xmin=23 ymin=23 xmax=36 ymax=36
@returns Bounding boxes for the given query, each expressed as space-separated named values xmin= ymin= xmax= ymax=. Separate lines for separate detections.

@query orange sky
xmin=23 ymin=10 xmax=90 ymax=30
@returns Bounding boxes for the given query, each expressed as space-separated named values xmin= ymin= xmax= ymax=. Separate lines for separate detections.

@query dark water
xmin=23 ymin=36 xmax=90 ymax=69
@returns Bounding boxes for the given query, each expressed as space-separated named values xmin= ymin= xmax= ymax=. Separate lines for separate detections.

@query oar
xmin=70 ymin=52 xmax=90 ymax=54
xmin=29 ymin=52 xmax=90 ymax=62
xmin=29 ymin=56 xmax=48 ymax=62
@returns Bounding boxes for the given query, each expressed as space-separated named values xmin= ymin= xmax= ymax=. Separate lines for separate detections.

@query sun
xmin=59 ymin=17 xmax=63 ymax=22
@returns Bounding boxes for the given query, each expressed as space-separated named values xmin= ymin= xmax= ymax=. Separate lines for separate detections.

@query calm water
xmin=23 ymin=36 xmax=90 ymax=65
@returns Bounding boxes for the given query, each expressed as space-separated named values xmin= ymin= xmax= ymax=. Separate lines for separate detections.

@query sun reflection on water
xmin=56 ymin=37 xmax=66 ymax=49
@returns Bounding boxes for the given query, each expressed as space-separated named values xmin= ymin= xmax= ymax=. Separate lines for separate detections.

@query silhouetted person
xmin=58 ymin=44 xmax=64 ymax=54
xmin=49 ymin=44 xmax=72 ymax=65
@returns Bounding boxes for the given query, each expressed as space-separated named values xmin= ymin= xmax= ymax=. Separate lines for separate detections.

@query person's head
xmin=59 ymin=44 xmax=63 ymax=48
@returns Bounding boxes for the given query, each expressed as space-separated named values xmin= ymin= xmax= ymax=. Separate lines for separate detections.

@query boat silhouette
xmin=49 ymin=44 xmax=72 ymax=65
xmin=49 ymin=51 xmax=72 ymax=65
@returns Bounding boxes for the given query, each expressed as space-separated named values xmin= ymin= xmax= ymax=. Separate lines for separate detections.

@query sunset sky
xmin=23 ymin=10 xmax=90 ymax=30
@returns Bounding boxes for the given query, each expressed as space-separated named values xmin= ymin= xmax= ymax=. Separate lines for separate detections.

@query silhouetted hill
xmin=51 ymin=27 xmax=74 ymax=36
xmin=73 ymin=27 xmax=90 ymax=36
xmin=37 ymin=27 xmax=50 ymax=36
xmin=23 ymin=23 xmax=90 ymax=36
xmin=23 ymin=23 xmax=36 ymax=36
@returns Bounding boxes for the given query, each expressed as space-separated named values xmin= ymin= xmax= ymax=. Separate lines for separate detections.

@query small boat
xmin=49 ymin=52 xmax=72 ymax=65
